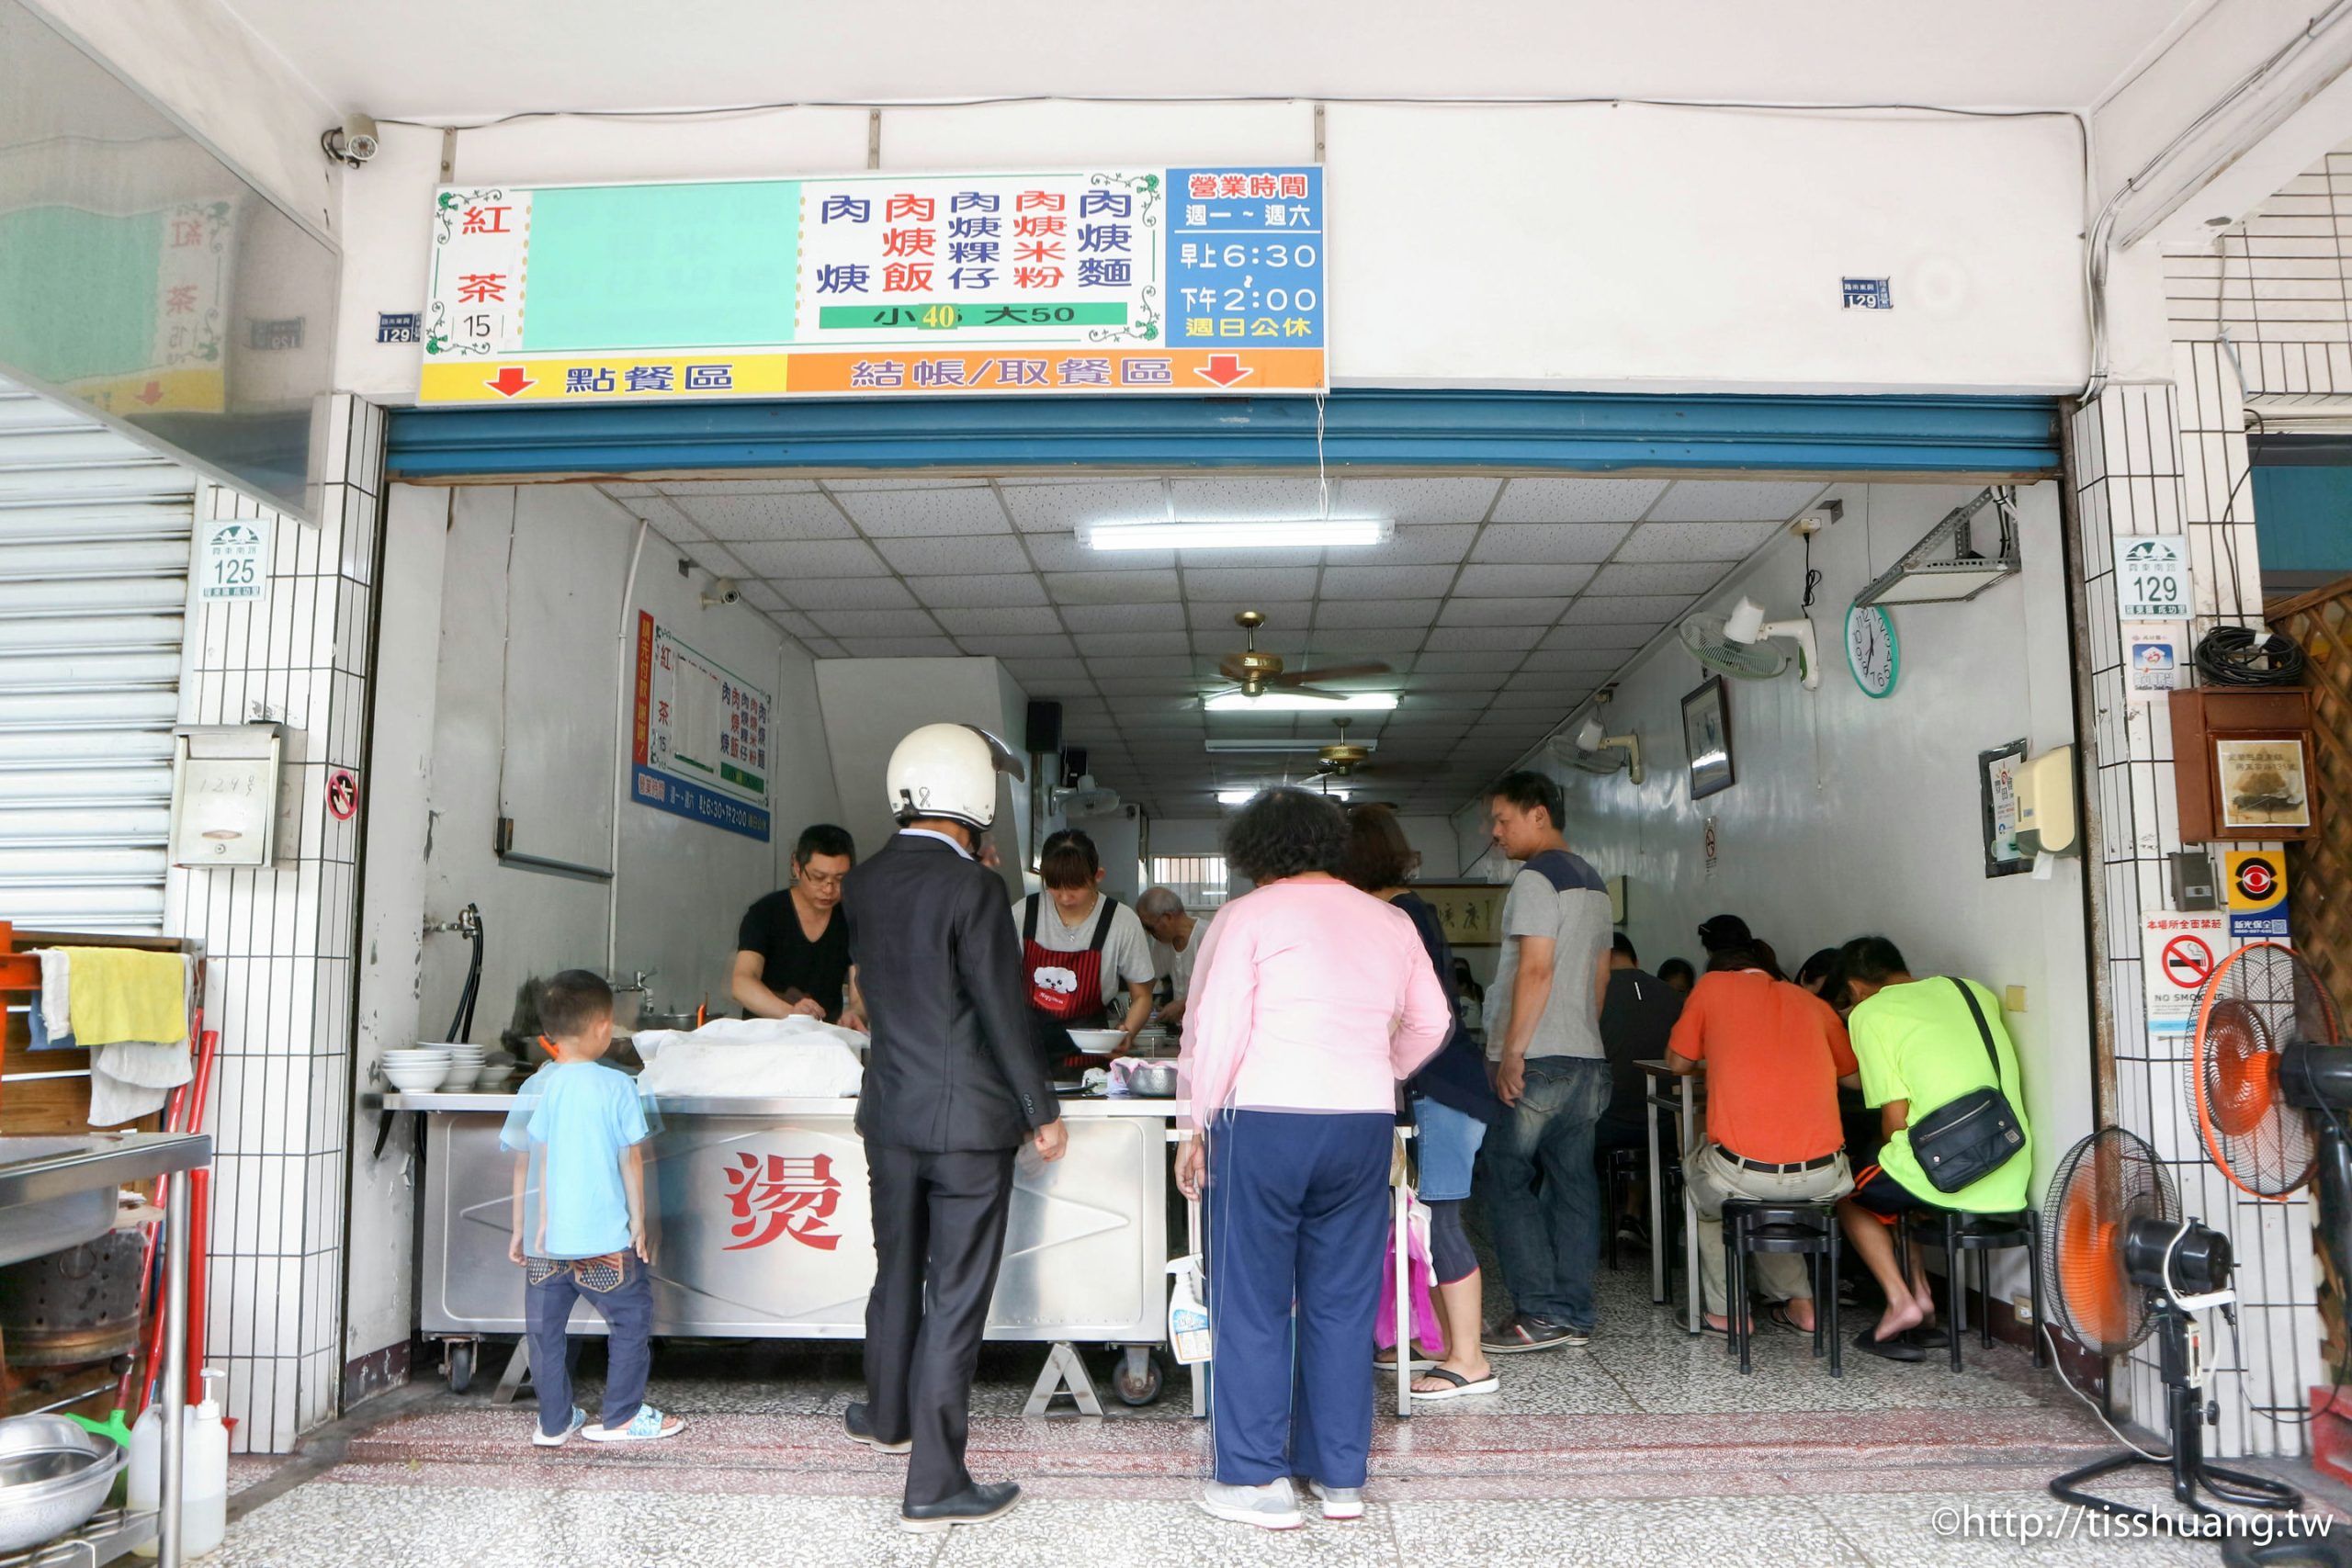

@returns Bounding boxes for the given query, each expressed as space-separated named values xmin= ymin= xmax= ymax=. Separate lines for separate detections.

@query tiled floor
xmin=216 ymin=1251 xmax=2342 ymax=1565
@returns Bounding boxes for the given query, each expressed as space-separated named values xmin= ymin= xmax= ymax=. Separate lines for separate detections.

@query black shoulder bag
xmin=1903 ymin=979 xmax=2028 ymax=1195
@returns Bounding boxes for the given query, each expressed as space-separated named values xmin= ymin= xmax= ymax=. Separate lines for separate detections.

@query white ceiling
xmin=225 ymin=0 xmax=2193 ymax=118
xmin=601 ymin=472 xmax=1833 ymax=816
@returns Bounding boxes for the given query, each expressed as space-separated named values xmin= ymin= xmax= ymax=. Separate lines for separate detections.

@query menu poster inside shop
xmin=631 ymin=612 xmax=772 ymax=841
xmin=421 ymin=168 xmax=1326 ymax=403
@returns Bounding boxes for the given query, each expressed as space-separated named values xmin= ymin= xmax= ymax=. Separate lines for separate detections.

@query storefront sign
xmin=2224 ymin=850 xmax=2291 ymax=942
xmin=197 ymin=513 xmax=271 ymax=602
xmin=630 ymin=611 xmax=772 ymax=841
xmin=2116 ymin=536 xmax=2191 ymax=620
xmin=2143 ymin=912 xmax=2226 ymax=1037
xmin=420 ymin=167 xmax=1327 ymax=403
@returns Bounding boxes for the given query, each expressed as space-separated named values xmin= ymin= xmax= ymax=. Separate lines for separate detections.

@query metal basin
xmin=0 ymin=1139 xmax=137 ymax=1270
xmin=0 ymin=1415 xmax=124 ymax=1552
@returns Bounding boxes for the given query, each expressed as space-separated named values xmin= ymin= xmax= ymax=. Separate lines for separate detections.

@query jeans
xmin=1480 ymin=1055 xmax=1611 ymax=1329
xmin=525 ymin=1251 xmax=654 ymax=1438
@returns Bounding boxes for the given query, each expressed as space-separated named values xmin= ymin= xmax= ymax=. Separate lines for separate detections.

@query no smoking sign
xmin=2142 ymin=913 xmax=2225 ymax=1038
xmin=2159 ymin=934 xmax=2212 ymax=990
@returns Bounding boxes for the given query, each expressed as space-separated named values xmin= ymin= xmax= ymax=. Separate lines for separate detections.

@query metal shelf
xmin=0 ymin=1507 xmax=156 ymax=1568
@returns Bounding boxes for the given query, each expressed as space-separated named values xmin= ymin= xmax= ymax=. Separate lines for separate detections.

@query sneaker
xmin=531 ymin=1405 xmax=586 ymax=1448
xmin=580 ymin=1404 xmax=686 ymax=1442
xmin=1306 ymin=1481 xmax=1364 ymax=1521
xmin=1482 ymin=1314 xmax=1587 ymax=1353
xmin=1198 ymin=1480 xmax=1304 ymax=1530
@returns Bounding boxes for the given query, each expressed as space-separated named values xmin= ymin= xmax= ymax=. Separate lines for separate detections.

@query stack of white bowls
xmin=422 ymin=1042 xmax=486 ymax=1089
xmin=470 ymin=1055 xmax=514 ymax=1090
xmin=381 ymin=1045 xmax=454 ymax=1093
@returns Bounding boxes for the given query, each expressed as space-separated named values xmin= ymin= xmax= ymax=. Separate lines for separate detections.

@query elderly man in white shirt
xmin=1136 ymin=886 xmax=1213 ymax=1028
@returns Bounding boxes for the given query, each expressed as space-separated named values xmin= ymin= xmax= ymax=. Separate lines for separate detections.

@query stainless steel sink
xmin=0 ymin=1134 xmax=210 ymax=1269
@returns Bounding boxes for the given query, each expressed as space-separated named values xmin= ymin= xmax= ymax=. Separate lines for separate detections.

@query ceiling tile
xmin=1411 ymin=650 xmax=1528 ymax=673
xmin=1645 ymin=479 xmax=1826 ymax=523
xmin=1167 ymin=477 xmax=1326 ymax=520
xmin=729 ymin=538 xmax=888 ymax=577
xmin=773 ymin=576 xmax=919 ymax=612
xmin=1541 ymin=621 xmax=1656 ymax=649
xmin=831 ymin=486 xmax=1012 ymax=536
xmin=1001 ymin=657 xmax=1091 ymax=684
xmin=930 ymin=605 xmax=1063 ymax=636
xmin=1182 ymin=565 xmax=1320 ymax=599
xmin=835 ymin=636 xmax=964 ymax=658
xmin=906 ymin=573 xmax=1052 ymax=608
xmin=1589 ymin=561 xmax=1734 ymax=596
xmin=1058 ymin=601 xmax=1185 ymax=632
xmin=1188 ymin=607 xmax=1310 ymax=646
xmin=1046 ymin=571 xmax=1182 ymax=604
xmin=633 ymin=495 xmax=706 ymax=540
xmin=823 ymin=477 xmax=989 ymax=491
xmin=1424 ymin=625 xmax=1547 ymax=652
xmin=1490 ymin=477 xmax=1669 ymax=524
xmin=1563 ymin=594 xmax=1694 ymax=625
xmin=1403 ymin=670 xmax=1517 ymax=691
xmin=1335 ymin=477 xmax=1502 ymax=525
xmin=1521 ymin=648 xmax=1633 ymax=673
xmin=1314 ymin=598 xmax=1436 ymax=629
xmin=1096 ymin=676 xmax=1204 ymax=696
xmin=681 ymin=539 xmax=752 ymax=578
xmin=657 ymin=478 xmax=818 ymax=495
xmin=1301 ymin=630 xmax=1418 ymax=656
xmin=1374 ymin=525 xmax=1479 ymax=565
xmin=1468 ymin=523 xmax=1631 ymax=564
xmin=1436 ymin=597 xmax=1569 ymax=626
xmin=809 ymin=608 xmax=942 ymax=637
xmin=1452 ymin=563 xmax=1596 ymax=598
xmin=1611 ymin=519 xmax=1782 ymax=563
xmin=1079 ymin=637 xmax=1193 ymax=661
xmin=872 ymin=534 xmax=1033 ymax=575
xmin=740 ymin=581 xmax=787 ymax=612
xmin=597 ymin=482 xmax=662 ymax=499
xmin=1319 ymin=564 xmax=1459 ymax=599
xmin=771 ymin=608 xmax=822 ymax=640
xmin=673 ymin=492 xmax=855 ymax=541
xmin=806 ymin=639 xmax=846 ymax=658
xmin=956 ymin=633 xmax=1076 ymax=658
xmin=1001 ymin=479 xmax=1168 ymax=533
xmin=1487 ymin=686 xmax=1576 ymax=710
xmin=1021 ymin=531 xmax=1173 ymax=573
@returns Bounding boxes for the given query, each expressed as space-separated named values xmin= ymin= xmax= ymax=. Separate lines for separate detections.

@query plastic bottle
xmin=185 ymin=1370 xmax=229 ymax=1557
xmin=126 ymin=1404 xmax=163 ymax=1559
xmin=1166 ymin=1257 xmax=1212 ymax=1364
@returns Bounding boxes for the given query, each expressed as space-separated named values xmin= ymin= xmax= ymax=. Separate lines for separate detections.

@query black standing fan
xmin=2041 ymin=1127 xmax=2301 ymax=1521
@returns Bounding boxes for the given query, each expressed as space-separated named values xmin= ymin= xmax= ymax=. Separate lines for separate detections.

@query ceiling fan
xmin=1210 ymin=610 xmax=1392 ymax=703
xmin=1311 ymin=716 xmax=1374 ymax=779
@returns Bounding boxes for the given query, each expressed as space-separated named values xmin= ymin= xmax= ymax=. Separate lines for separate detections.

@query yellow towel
xmin=61 ymin=948 xmax=187 ymax=1048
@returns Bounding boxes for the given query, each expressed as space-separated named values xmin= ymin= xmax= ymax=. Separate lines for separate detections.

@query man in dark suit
xmin=841 ymin=723 xmax=1066 ymax=1534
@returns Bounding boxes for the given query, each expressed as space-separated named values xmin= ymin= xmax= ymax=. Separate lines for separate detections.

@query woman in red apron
xmin=1018 ymin=829 xmax=1156 ymax=1077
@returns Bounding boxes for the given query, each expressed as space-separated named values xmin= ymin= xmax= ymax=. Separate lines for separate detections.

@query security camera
xmin=322 ymin=113 xmax=380 ymax=168
xmin=700 ymin=577 xmax=741 ymax=610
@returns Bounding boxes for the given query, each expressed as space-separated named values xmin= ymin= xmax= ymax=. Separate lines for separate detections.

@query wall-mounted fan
xmin=1046 ymin=773 xmax=1121 ymax=816
xmin=1563 ymin=713 xmax=1644 ymax=784
xmin=1208 ymin=611 xmax=1391 ymax=702
xmin=2040 ymin=1127 xmax=2301 ymax=1524
xmin=1679 ymin=596 xmax=1821 ymax=692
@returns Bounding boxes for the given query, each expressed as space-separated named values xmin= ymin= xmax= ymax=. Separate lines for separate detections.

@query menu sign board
xmin=421 ymin=167 xmax=1327 ymax=403
xmin=631 ymin=611 xmax=771 ymax=841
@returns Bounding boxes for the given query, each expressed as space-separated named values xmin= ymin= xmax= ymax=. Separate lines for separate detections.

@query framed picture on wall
xmin=1681 ymin=677 xmax=1735 ymax=801
xmin=1417 ymin=883 xmax=1508 ymax=947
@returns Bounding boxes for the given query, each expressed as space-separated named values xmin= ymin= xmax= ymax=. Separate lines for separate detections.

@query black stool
xmin=1901 ymin=1208 xmax=2046 ymax=1374
xmin=1603 ymin=1146 xmax=1642 ymax=1269
xmin=1720 ymin=1201 xmax=1842 ymax=1378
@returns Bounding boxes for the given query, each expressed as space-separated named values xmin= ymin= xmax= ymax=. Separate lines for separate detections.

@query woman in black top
xmin=1337 ymin=806 xmax=1505 ymax=1401
xmin=732 ymin=824 xmax=864 ymax=1026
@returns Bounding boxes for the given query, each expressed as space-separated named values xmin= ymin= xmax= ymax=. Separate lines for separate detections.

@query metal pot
xmin=1125 ymin=1062 xmax=1178 ymax=1098
xmin=0 ymin=1415 xmax=124 ymax=1552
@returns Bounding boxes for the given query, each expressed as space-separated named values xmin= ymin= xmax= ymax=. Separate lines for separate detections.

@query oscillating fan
xmin=2041 ymin=1127 xmax=2301 ymax=1521
xmin=1679 ymin=596 xmax=1822 ymax=691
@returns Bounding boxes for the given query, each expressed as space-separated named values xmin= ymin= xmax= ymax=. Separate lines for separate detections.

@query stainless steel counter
xmin=389 ymin=1089 xmax=1183 ymax=1407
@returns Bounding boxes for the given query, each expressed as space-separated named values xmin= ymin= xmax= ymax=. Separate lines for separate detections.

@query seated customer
xmin=1833 ymin=936 xmax=2034 ymax=1359
xmin=1656 ymin=957 xmax=1695 ymax=998
xmin=1667 ymin=945 xmax=1858 ymax=1334
xmin=1597 ymin=934 xmax=1682 ymax=1241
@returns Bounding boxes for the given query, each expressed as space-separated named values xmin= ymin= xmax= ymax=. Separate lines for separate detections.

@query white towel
xmin=86 ymin=1041 xmax=188 ymax=1126
xmin=37 ymin=950 xmax=70 ymax=1038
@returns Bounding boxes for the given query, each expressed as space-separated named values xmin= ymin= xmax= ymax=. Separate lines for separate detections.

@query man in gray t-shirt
xmin=1478 ymin=771 xmax=1615 ymax=1354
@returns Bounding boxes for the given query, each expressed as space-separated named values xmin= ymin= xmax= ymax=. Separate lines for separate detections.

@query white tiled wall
xmin=163 ymin=398 xmax=383 ymax=1453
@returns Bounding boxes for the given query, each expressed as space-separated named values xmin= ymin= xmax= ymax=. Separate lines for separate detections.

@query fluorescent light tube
xmin=1204 ymin=739 xmax=1379 ymax=754
xmin=1205 ymin=691 xmax=1399 ymax=713
xmin=1217 ymin=785 xmax=1349 ymax=805
xmin=1083 ymin=517 xmax=1393 ymax=551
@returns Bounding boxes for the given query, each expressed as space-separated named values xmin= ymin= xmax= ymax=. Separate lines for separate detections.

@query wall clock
xmin=1846 ymin=602 xmax=1898 ymax=698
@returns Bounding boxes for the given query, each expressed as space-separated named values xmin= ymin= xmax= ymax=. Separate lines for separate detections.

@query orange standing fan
xmin=2039 ymin=1128 xmax=2301 ymax=1524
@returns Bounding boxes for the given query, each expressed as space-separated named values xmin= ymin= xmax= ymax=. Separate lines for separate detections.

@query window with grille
xmin=1148 ymin=854 xmax=1230 ymax=909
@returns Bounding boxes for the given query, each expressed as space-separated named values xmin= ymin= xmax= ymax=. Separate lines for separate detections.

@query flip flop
xmin=1905 ymin=1325 xmax=1951 ymax=1349
xmin=1373 ymin=1348 xmax=1439 ymax=1371
xmin=1410 ymin=1367 xmax=1500 ymax=1401
xmin=1762 ymin=1303 xmax=1818 ymax=1335
xmin=1850 ymin=1327 xmax=1927 ymax=1362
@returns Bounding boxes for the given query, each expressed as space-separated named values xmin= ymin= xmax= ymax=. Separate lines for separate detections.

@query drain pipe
xmin=605 ymin=517 xmax=650 ymax=976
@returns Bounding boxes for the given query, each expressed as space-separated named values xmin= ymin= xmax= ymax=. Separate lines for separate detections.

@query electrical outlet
xmin=2003 ymin=985 xmax=2028 ymax=1013
xmin=2012 ymin=1293 xmax=2035 ymax=1325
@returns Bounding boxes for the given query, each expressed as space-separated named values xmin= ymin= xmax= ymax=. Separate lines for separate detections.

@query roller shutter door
xmin=0 ymin=377 xmax=193 ymax=931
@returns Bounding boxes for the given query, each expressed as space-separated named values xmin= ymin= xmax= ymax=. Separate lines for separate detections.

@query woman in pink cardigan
xmin=1173 ymin=789 xmax=1452 ymax=1531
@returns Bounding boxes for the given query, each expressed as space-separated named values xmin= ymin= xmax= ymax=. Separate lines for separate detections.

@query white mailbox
xmin=168 ymin=724 xmax=284 ymax=868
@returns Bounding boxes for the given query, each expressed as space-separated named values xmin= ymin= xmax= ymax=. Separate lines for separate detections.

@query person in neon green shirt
xmin=1834 ymin=936 xmax=2033 ymax=1358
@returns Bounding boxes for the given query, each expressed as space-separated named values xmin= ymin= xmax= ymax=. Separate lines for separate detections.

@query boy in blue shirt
xmin=502 ymin=969 xmax=683 ymax=1446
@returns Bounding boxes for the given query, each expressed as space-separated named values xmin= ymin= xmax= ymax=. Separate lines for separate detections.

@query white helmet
xmin=885 ymin=723 xmax=1025 ymax=830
